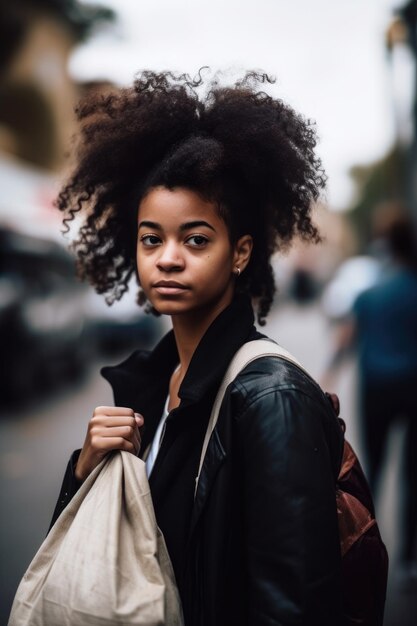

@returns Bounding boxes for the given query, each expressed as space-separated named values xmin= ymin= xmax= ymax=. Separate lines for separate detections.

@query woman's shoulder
xmin=230 ymin=338 xmax=322 ymax=401
xmin=228 ymin=352 xmax=343 ymax=472
xmin=228 ymin=349 xmax=332 ymax=425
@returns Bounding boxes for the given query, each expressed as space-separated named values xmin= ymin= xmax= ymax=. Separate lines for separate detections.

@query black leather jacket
xmin=51 ymin=296 xmax=344 ymax=625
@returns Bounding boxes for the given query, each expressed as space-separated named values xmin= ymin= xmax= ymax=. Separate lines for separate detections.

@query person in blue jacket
xmin=51 ymin=70 xmax=344 ymax=625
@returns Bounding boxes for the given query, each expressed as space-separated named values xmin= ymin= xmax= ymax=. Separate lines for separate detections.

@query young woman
xmin=50 ymin=71 xmax=344 ymax=625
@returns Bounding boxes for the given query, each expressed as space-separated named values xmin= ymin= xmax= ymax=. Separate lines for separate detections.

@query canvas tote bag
xmin=8 ymin=450 xmax=184 ymax=626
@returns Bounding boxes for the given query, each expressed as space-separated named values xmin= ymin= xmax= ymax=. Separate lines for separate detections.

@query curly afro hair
xmin=57 ymin=70 xmax=325 ymax=324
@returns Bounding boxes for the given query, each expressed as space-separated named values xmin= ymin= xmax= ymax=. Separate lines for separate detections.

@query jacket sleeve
xmin=48 ymin=449 xmax=82 ymax=532
xmin=235 ymin=385 xmax=343 ymax=626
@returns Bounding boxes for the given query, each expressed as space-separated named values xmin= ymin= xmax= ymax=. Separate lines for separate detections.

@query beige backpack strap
xmin=194 ymin=339 xmax=310 ymax=497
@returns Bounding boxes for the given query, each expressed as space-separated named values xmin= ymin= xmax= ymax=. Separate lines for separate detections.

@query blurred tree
xmin=348 ymin=146 xmax=408 ymax=251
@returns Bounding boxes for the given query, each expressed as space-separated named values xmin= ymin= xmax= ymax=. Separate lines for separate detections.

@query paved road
xmin=1 ymin=302 xmax=415 ymax=624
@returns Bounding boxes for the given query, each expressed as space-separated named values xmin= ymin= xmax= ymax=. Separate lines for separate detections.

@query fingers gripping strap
xmin=194 ymin=339 xmax=310 ymax=497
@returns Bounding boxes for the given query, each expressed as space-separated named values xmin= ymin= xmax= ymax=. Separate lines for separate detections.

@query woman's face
xmin=137 ymin=186 xmax=252 ymax=322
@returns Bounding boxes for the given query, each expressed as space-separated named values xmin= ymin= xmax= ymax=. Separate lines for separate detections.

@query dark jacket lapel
xmin=101 ymin=295 xmax=260 ymax=521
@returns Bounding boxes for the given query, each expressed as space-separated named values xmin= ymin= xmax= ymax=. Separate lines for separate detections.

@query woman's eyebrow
xmin=138 ymin=220 xmax=161 ymax=230
xmin=138 ymin=220 xmax=216 ymax=232
xmin=179 ymin=221 xmax=216 ymax=232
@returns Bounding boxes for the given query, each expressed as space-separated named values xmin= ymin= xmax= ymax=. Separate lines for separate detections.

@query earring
xmin=235 ymin=267 xmax=241 ymax=277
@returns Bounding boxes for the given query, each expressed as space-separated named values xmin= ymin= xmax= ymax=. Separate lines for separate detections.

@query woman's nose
xmin=156 ymin=242 xmax=185 ymax=272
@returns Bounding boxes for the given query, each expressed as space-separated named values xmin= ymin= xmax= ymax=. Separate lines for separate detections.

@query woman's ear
xmin=232 ymin=234 xmax=253 ymax=274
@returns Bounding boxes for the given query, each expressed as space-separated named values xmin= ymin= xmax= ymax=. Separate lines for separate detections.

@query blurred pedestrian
xmin=323 ymin=204 xmax=417 ymax=586
xmin=47 ymin=70 xmax=345 ymax=625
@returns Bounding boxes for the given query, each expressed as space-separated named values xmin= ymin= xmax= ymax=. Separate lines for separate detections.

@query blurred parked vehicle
xmin=0 ymin=227 xmax=90 ymax=406
xmin=0 ymin=225 xmax=165 ymax=407
xmin=83 ymin=282 xmax=164 ymax=356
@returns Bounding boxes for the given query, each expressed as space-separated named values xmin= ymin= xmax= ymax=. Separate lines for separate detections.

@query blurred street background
xmin=1 ymin=1 xmax=417 ymax=624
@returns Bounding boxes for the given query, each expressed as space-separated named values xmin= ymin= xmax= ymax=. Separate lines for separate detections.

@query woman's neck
xmin=171 ymin=299 xmax=232 ymax=373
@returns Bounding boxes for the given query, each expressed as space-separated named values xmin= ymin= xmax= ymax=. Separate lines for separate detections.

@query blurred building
xmin=346 ymin=1 xmax=417 ymax=252
xmin=395 ymin=0 xmax=417 ymax=224
xmin=0 ymin=2 xmax=119 ymax=407
xmin=381 ymin=1 xmax=417 ymax=230
xmin=0 ymin=1 xmax=113 ymax=167
xmin=0 ymin=0 xmax=114 ymax=237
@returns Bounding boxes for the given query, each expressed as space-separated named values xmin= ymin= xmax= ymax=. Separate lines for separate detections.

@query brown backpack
xmin=334 ymin=413 xmax=388 ymax=626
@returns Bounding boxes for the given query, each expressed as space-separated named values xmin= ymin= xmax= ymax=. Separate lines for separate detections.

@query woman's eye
xmin=186 ymin=235 xmax=209 ymax=247
xmin=140 ymin=234 xmax=161 ymax=246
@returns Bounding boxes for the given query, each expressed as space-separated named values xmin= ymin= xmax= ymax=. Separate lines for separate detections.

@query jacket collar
xmin=101 ymin=294 xmax=257 ymax=436
xmin=177 ymin=294 xmax=256 ymax=403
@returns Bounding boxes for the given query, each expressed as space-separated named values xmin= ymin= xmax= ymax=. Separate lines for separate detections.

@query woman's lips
xmin=152 ymin=281 xmax=189 ymax=295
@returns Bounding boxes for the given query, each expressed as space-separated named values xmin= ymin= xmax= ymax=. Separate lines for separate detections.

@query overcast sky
xmin=72 ymin=0 xmax=413 ymax=210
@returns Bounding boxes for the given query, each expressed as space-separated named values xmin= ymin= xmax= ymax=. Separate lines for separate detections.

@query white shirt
xmin=145 ymin=362 xmax=181 ymax=478
xmin=145 ymin=394 xmax=170 ymax=478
